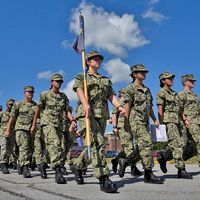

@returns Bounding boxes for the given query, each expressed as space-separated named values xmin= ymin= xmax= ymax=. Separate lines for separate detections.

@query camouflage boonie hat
xmin=7 ymin=98 xmax=15 ymax=105
xmin=181 ymin=74 xmax=196 ymax=82
xmin=24 ymin=86 xmax=35 ymax=92
xmin=159 ymin=72 xmax=175 ymax=80
xmin=51 ymin=73 xmax=64 ymax=83
xmin=85 ymin=50 xmax=104 ymax=61
xmin=130 ymin=64 xmax=149 ymax=75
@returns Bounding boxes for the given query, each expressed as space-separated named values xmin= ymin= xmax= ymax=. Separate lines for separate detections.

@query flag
xmin=72 ymin=15 xmax=85 ymax=54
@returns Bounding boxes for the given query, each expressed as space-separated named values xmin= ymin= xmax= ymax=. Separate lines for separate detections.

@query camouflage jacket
xmin=10 ymin=100 xmax=37 ymax=131
xmin=73 ymin=72 xmax=115 ymax=119
xmin=0 ymin=110 xmax=14 ymax=133
xmin=178 ymin=89 xmax=200 ymax=124
xmin=124 ymin=83 xmax=153 ymax=125
xmin=156 ymin=87 xmax=181 ymax=124
xmin=38 ymin=90 xmax=70 ymax=127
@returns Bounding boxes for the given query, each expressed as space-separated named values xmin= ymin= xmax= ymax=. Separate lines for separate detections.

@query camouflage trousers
xmin=163 ymin=123 xmax=185 ymax=169
xmin=180 ymin=121 xmax=197 ymax=161
xmin=187 ymin=123 xmax=200 ymax=163
xmin=15 ymin=130 xmax=31 ymax=167
xmin=116 ymin=126 xmax=140 ymax=165
xmin=0 ymin=131 xmax=16 ymax=164
xmin=130 ymin=123 xmax=154 ymax=170
xmin=62 ymin=131 xmax=74 ymax=166
xmin=42 ymin=125 xmax=63 ymax=169
xmin=74 ymin=116 xmax=109 ymax=179
xmin=34 ymin=128 xmax=50 ymax=165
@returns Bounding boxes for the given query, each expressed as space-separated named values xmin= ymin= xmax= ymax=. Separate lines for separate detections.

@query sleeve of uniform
xmin=148 ymin=89 xmax=154 ymax=107
xmin=64 ymin=94 xmax=71 ymax=112
xmin=37 ymin=92 xmax=46 ymax=109
xmin=178 ymin=92 xmax=186 ymax=110
xmin=73 ymin=73 xmax=84 ymax=92
xmin=107 ymin=79 xmax=116 ymax=97
xmin=10 ymin=102 xmax=19 ymax=118
xmin=156 ymin=90 xmax=165 ymax=105
xmin=123 ymin=84 xmax=134 ymax=103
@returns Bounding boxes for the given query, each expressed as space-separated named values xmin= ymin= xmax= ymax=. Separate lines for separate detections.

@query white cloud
xmin=61 ymin=40 xmax=70 ymax=48
xmin=37 ymin=70 xmax=65 ymax=80
xmin=70 ymin=1 xmax=150 ymax=57
xmin=61 ymin=79 xmax=78 ymax=102
xmin=149 ymin=0 xmax=159 ymax=5
xmin=104 ymin=58 xmax=131 ymax=83
xmin=142 ymin=7 xmax=168 ymax=23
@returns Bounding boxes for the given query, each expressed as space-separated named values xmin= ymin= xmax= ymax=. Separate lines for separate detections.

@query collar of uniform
xmin=132 ymin=82 xmax=148 ymax=93
xmin=183 ymin=88 xmax=193 ymax=94
xmin=50 ymin=89 xmax=61 ymax=95
xmin=87 ymin=72 xmax=102 ymax=78
xmin=163 ymin=87 xmax=174 ymax=94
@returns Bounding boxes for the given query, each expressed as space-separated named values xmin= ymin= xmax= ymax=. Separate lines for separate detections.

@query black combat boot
xmin=38 ymin=163 xmax=47 ymax=179
xmin=157 ymin=154 xmax=167 ymax=173
xmin=12 ymin=162 xmax=17 ymax=170
xmin=177 ymin=168 xmax=193 ymax=179
xmin=99 ymin=175 xmax=118 ymax=193
xmin=30 ymin=158 xmax=36 ymax=171
xmin=111 ymin=158 xmax=118 ymax=173
xmin=131 ymin=165 xmax=142 ymax=176
xmin=23 ymin=165 xmax=32 ymax=178
xmin=118 ymin=158 xmax=128 ymax=178
xmin=2 ymin=163 xmax=10 ymax=174
xmin=17 ymin=164 xmax=23 ymax=175
xmin=144 ymin=169 xmax=164 ymax=184
xmin=71 ymin=164 xmax=84 ymax=184
xmin=55 ymin=166 xmax=66 ymax=184
xmin=61 ymin=166 xmax=68 ymax=175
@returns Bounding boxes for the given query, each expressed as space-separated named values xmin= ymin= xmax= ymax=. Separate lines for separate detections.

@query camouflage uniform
xmin=178 ymin=74 xmax=200 ymax=164
xmin=112 ymin=97 xmax=140 ymax=165
xmin=38 ymin=84 xmax=71 ymax=169
xmin=34 ymin=118 xmax=49 ymax=166
xmin=73 ymin=69 xmax=114 ymax=178
xmin=156 ymin=72 xmax=185 ymax=169
xmin=62 ymin=110 xmax=74 ymax=166
xmin=11 ymin=90 xmax=37 ymax=168
xmin=124 ymin=82 xmax=154 ymax=170
xmin=0 ymin=99 xmax=15 ymax=167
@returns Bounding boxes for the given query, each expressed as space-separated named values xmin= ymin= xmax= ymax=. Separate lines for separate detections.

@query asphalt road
xmin=0 ymin=163 xmax=199 ymax=200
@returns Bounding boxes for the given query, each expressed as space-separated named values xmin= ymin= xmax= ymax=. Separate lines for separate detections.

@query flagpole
xmin=81 ymin=50 xmax=91 ymax=159
xmin=72 ymin=13 xmax=91 ymax=159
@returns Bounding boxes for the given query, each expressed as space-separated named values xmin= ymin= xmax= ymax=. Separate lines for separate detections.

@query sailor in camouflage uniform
xmin=31 ymin=73 xmax=76 ymax=184
xmin=6 ymin=86 xmax=36 ymax=178
xmin=34 ymin=117 xmax=50 ymax=179
xmin=156 ymin=72 xmax=192 ymax=179
xmin=72 ymin=50 xmax=124 ymax=193
xmin=0 ymin=99 xmax=15 ymax=174
xmin=111 ymin=89 xmax=142 ymax=177
xmin=178 ymin=74 xmax=200 ymax=166
xmin=124 ymin=64 xmax=164 ymax=184
xmin=61 ymin=109 xmax=75 ymax=175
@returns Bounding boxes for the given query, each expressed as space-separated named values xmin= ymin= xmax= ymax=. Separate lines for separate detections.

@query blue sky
xmin=0 ymin=0 xmax=199 ymax=131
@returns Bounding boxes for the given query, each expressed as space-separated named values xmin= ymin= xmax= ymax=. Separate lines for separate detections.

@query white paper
xmin=150 ymin=124 xmax=168 ymax=142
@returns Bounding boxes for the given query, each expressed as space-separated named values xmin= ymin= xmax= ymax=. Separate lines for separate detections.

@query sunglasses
xmin=26 ymin=91 xmax=34 ymax=93
xmin=54 ymin=80 xmax=63 ymax=83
